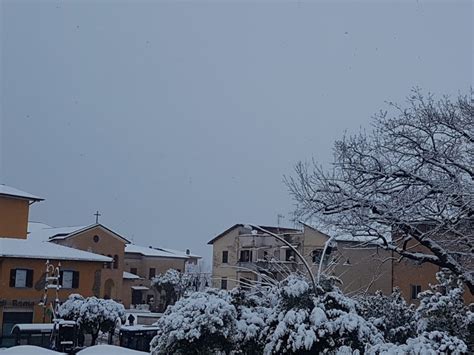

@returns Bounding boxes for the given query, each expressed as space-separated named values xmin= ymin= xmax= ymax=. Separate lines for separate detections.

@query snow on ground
xmin=78 ymin=345 xmax=146 ymax=354
xmin=0 ymin=345 xmax=64 ymax=354
xmin=0 ymin=345 xmax=145 ymax=354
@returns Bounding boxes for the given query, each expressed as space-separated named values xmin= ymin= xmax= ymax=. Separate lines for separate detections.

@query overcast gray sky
xmin=1 ymin=0 xmax=472 ymax=264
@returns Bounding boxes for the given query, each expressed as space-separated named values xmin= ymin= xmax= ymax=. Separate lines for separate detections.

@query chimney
xmin=186 ymin=249 xmax=190 ymax=255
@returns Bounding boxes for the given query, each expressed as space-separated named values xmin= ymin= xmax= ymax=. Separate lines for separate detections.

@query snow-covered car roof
xmin=0 ymin=238 xmax=112 ymax=262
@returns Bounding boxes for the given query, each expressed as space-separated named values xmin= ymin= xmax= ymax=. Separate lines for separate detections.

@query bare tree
xmin=285 ymin=89 xmax=473 ymax=293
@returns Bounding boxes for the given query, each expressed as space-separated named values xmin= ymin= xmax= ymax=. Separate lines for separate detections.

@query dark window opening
xmin=149 ymin=268 xmax=156 ymax=280
xmin=312 ymin=250 xmax=322 ymax=263
xmin=411 ymin=285 xmax=422 ymax=299
xmin=130 ymin=268 xmax=138 ymax=275
xmin=113 ymin=255 xmax=119 ymax=269
xmin=239 ymin=250 xmax=252 ymax=262
xmin=285 ymin=249 xmax=295 ymax=262
xmin=222 ymin=250 xmax=229 ymax=263
xmin=221 ymin=278 xmax=228 ymax=290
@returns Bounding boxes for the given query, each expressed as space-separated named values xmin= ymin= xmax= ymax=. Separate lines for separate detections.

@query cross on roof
xmin=94 ymin=211 xmax=101 ymax=224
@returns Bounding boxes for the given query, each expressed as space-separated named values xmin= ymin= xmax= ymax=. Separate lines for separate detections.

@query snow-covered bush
xmin=358 ymin=288 xmax=416 ymax=344
xmin=231 ymin=289 xmax=274 ymax=354
xmin=263 ymin=275 xmax=383 ymax=354
xmin=57 ymin=293 xmax=85 ymax=321
xmin=152 ymin=269 xmax=198 ymax=310
xmin=57 ymin=295 xmax=125 ymax=346
xmin=368 ymin=331 xmax=468 ymax=354
xmin=415 ymin=269 xmax=471 ymax=342
xmin=150 ymin=289 xmax=237 ymax=354
xmin=149 ymin=272 xmax=472 ymax=354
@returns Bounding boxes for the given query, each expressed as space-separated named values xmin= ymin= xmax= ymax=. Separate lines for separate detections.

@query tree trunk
xmin=90 ymin=331 xmax=98 ymax=346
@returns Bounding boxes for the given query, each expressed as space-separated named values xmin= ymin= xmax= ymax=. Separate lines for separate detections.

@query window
xmin=285 ymin=249 xmax=295 ymax=262
xmin=10 ymin=269 xmax=33 ymax=288
xmin=221 ymin=278 xmax=228 ymax=290
xmin=222 ymin=250 xmax=229 ymax=263
xmin=93 ymin=235 xmax=100 ymax=243
xmin=411 ymin=285 xmax=422 ymax=299
xmin=149 ymin=268 xmax=156 ymax=280
xmin=60 ymin=271 xmax=79 ymax=289
xmin=130 ymin=268 xmax=138 ymax=275
xmin=312 ymin=250 xmax=322 ymax=263
xmin=239 ymin=250 xmax=252 ymax=262
xmin=113 ymin=254 xmax=119 ymax=269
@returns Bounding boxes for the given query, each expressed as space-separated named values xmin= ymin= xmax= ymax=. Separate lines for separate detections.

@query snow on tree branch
xmin=285 ymin=89 xmax=474 ymax=293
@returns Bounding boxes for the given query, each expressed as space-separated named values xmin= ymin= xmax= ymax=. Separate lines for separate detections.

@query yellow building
xmin=28 ymin=223 xmax=130 ymax=301
xmin=0 ymin=184 xmax=43 ymax=238
xmin=0 ymin=185 xmax=111 ymax=337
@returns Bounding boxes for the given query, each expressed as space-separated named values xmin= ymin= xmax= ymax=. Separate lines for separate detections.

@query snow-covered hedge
xmin=57 ymin=294 xmax=126 ymax=345
xmin=150 ymin=290 xmax=237 ymax=354
xmin=357 ymin=288 xmax=416 ymax=344
xmin=368 ymin=331 xmax=468 ymax=354
xmin=149 ymin=271 xmax=471 ymax=354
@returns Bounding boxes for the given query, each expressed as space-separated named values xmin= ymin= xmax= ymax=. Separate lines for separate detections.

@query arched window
xmin=113 ymin=254 xmax=119 ymax=269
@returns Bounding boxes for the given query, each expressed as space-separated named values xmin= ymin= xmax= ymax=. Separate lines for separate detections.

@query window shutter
xmin=72 ymin=271 xmax=80 ymax=289
xmin=9 ymin=269 xmax=16 ymax=287
xmin=26 ymin=270 xmax=34 ymax=288
xmin=59 ymin=271 xmax=64 ymax=286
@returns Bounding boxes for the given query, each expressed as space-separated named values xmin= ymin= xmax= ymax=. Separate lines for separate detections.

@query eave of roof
xmin=207 ymin=224 xmax=242 ymax=245
xmin=0 ymin=184 xmax=44 ymax=202
xmin=59 ymin=223 xmax=131 ymax=243
xmin=207 ymin=223 xmax=303 ymax=245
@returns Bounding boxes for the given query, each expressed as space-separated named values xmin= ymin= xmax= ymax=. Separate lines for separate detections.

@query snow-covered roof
xmin=27 ymin=222 xmax=130 ymax=243
xmin=0 ymin=184 xmax=43 ymax=201
xmin=155 ymin=247 xmax=201 ymax=259
xmin=0 ymin=238 xmax=112 ymax=262
xmin=27 ymin=223 xmax=89 ymax=242
xmin=302 ymin=222 xmax=391 ymax=245
xmin=123 ymin=271 xmax=142 ymax=280
xmin=208 ymin=223 xmax=302 ymax=244
xmin=125 ymin=244 xmax=189 ymax=259
xmin=131 ymin=285 xmax=149 ymax=290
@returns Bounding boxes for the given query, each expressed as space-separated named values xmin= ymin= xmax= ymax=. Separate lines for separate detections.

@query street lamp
xmin=245 ymin=224 xmax=318 ymax=294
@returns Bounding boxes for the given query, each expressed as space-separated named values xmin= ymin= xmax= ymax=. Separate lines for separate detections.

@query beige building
xmin=208 ymin=223 xmax=392 ymax=295
xmin=123 ymin=244 xmax=201 ymax=311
